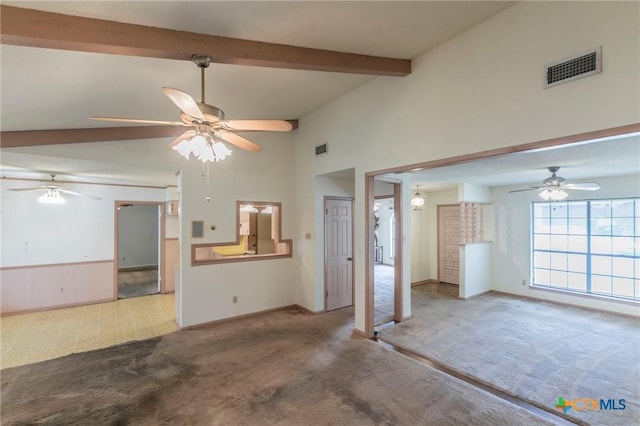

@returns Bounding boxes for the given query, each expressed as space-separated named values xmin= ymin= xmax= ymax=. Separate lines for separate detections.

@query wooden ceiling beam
xmin=1 ymin=120 xmax=298 ymax=148
xmin=0 ymin=5 xmax=411 ymax=77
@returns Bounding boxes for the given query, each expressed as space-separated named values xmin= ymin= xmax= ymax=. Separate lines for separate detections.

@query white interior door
xmin=325 ymin=198 xmax=353 ymax=311
xmin=438 ymin=204 xmax=460 ymax=285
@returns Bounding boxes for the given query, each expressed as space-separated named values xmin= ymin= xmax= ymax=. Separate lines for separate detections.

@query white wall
xmin=294 ymin=1 xmax=639 ymax=332
xmin=1 ymin=180 xmax=169 ymax=267
xmin=178 ymin=132 xmax=296 ymax=326
xmin=491 ymin=174 xmax=640 ymax=316
xmin=117 ymin=204 xmax=159 ymax=268
xmin=460 ymin=243 xmax=492 ymax=298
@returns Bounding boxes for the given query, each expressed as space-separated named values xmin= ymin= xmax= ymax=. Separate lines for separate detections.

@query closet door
xmin=438 ymin=204 xmax=460 ymax=285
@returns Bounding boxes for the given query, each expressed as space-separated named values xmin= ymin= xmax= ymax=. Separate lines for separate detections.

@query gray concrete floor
xmin=382 ymin=285 xmax=640 ymax=426
xmin=118 ymin=267 xmax=159 ymax=298
xmin=1 ymin=306 xmax=560 ymax=425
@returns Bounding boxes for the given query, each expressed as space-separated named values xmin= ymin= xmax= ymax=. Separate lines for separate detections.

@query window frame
xmin=530 ymin=197 xmax=639 ymax=303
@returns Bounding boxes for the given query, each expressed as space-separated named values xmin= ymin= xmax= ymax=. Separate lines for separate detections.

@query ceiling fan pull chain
xmin=201 ymin=66 xmax=206 ymax=104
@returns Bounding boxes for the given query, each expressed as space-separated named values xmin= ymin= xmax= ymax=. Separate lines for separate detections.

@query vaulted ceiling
xmin=2 ymin=1 xmax=637 ymax=189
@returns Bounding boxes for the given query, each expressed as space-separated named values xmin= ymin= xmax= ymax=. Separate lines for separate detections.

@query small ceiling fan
xmin=509 ymin=166 xmax=600 ymax=200
xmin=7 ymin=175 xmax=101 ymax=204
xmin=89 ymin=55 xmax=293 ymax=160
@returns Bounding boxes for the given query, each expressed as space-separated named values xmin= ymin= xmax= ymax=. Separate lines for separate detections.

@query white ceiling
xmin=3 ymin=1 xmax=637 ymax=191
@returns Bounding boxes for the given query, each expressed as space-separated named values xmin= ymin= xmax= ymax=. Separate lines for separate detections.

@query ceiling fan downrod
xmin=192 ymin=55 xmax=212 ymax=104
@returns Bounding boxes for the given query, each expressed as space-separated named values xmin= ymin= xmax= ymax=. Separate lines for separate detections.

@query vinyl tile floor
xmin=0 ymin=293 xmax=177 ymax=370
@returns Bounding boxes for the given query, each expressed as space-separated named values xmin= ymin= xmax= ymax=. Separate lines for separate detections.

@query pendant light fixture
xmin=411 ymin=185 xmax=424 ymax=211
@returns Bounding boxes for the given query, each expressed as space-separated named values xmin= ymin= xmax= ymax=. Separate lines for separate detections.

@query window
xmin=531 ymin=198 xmax=639 ymax=301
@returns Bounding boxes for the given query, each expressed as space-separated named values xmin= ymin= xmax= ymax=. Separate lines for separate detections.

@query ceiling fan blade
xmin=161 ymin=87 xmax=204 ymax=120
xmin=508 ymin=187 xmax=544 ymax=193
xmin=167 ymin=130 xmax=197 ymax=148
xmin=89 ymin=116 xmax=186 ymax=126
xmin=7 ymin=187 xmax=46 ymax=192
xmin=217 ymin=132 xmax=263 ymax=152
xmin=224 ymin=120 xmax=293 ymax=132
xmin=564 ymin=182 xmax=601 ymax=191
xmin=58 ymin=189 xmax=102 ymax=200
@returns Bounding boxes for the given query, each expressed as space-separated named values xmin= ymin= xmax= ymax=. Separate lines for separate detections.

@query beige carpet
xmin=381 ymin=287 xmax=640 ymax=426
xmin=2 ymin=307 xmax=560 ymax=425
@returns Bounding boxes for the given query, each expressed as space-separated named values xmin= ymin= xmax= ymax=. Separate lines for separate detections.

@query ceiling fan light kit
xmin=90 ymin=54 xmax=294 ymax=164
xmin=38 ymin=188 xmax=65 ymax=204
xmin=509 ymin=166 xmax=601 ymax=201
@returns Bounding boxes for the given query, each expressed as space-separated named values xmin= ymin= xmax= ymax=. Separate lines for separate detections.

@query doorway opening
xmin=116 ymin=202 xmax=162 ymax=299
xmin=373 ymin=196 xmax=395 ymax=325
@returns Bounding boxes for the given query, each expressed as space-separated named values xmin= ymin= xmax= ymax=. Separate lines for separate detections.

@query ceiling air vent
xmin=544 ymin=47 xmax=601 ymax=88
xmin=315 ymin=143 xmax=328 ymax=156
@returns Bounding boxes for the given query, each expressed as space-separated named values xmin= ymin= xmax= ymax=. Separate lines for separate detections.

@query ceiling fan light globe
xmin=539 ymin=190 xmax=551 ymax=200
xmin=550 ymin=189 xmax=568 ymax=200
xmin=38 ymin=193 xmax=65 ymax=204
xmin=212 ymin=142 xmax=232 ymax=160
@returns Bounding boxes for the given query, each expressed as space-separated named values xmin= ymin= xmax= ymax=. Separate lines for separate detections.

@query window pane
xmin=612 ymin=237 xmax=634 ymax=256
xmin=533 ymin=218 xmax=550 ymax=234
xmin=568 ymin=273 xmax=587 ymax=291
xmin=592 ymin=218 xmax=612 ymax=235
xmin=534 ymin=268 xmax=551 ymax=285
xmin=533 ymin=203 xmax=550 ymax=218
xmin=612 ymin=257 xmax=634 ymax=278
xmin=591 ymin=200 xmax=612 ymax=218
xmin=550 ymin=270 xmax=567 ymax=288
xmin=550 ymin=203 xmax=568 ymax=218
xmin=567 ymin=254 xmax=586 ymax=273
xmin=592 ymin=275 xmax=612 ymax=295
xmin=550 ymin=218 xmax=567 ymax=234
xmin=612 ymin=277 xmax=634 ymax=298
xmin=534 ymin=251 xmax=550 ymax=269
xmin=550 ymin=253 xmax=567 ymax=270
xmin=569 ymin=201 xmax=588 ymax=218
xmin=612 ymin=218 xmax=634 ymax=236
xmin=592 ymin=256 xmax=612 ymax=275
xmin=534 ymin=234 xmax=550 ymax=250
xmin=568 ymin=218 xmax=587 ymax=235
xmin=568 ymin=236 xmax=587 ymax=252
xmin=612 ymin=199 xmax=634 ymax=217
xmin=550 ymin=235 xmax=567 ymax=251
xmin=591 ymin=236 xmax=611 ymax=254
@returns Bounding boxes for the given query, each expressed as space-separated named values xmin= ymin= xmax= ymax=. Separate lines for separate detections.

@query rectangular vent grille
xmin=315 ymin=143 xmax=328 ymax=156
xmin=545 ymin=47 xmax=601 ymax=88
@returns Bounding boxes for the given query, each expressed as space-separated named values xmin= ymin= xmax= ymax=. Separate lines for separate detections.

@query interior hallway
xmin=1 ymin=293 xmax=177 ymax=369
xmin=374 ymin=264 xmax=395 ymax=325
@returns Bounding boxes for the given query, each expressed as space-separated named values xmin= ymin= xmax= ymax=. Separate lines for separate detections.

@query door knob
xmin=347 ymin=257 xmax=352 ymax=261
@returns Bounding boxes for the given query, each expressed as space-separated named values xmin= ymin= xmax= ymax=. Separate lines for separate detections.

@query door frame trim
xmin=323 ymin=196 xmax=354 ymax=312
xmin=114 ymin=200 xmax=165 ymax=299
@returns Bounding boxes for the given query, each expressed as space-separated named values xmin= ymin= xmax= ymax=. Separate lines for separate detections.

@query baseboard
xmin=352 ymin=329 xmax=369 ymax=339
xmin=411 ymin=279 xmax=439 ymax=287
xmin=118 ymin=265 xmax=158 ymax=272
xmin=489 ymin=290 xmax=640 ymax=319
xmin=294 ymin=304 xmax=324 ymax=315
xmin=1 ymin=297 xmax=115 ymax=317
xmin=181 ymin=304 xmax=303 ymax=330
xmin=459 ymin=289 xmax=492 ymax=300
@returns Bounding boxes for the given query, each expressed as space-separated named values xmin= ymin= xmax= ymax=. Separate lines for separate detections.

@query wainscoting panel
xmin=1 ymin=261 xmax=114 ymax=315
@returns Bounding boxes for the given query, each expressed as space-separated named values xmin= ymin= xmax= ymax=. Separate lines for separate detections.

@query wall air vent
xmin=544 ymin=47 xmax=601 ymax=88
xmin=315 ymin=143 xmax=328 ymax=156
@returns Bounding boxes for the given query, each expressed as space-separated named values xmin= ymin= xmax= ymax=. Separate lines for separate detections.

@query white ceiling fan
xmin=7 ymin=175 xmax=102 ymax=204
xmin=509 ymin=166 xmax=600 ymax=200
xmin=90 ymin=55 xmax=293 ymax=162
